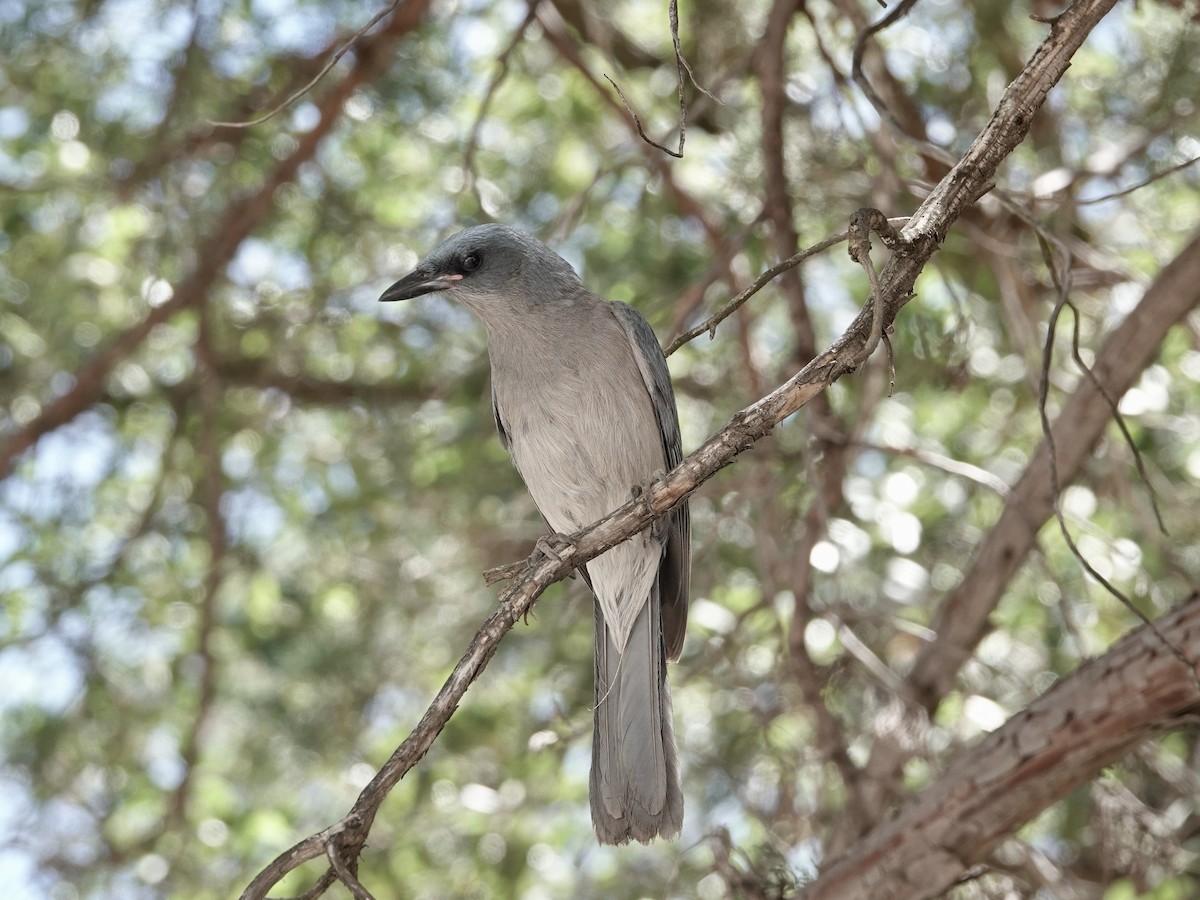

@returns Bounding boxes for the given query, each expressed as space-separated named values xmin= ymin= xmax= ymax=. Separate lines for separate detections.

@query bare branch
xmin=847 ymin=207 xmax=905 ymax=366
xmin=207 ymin=0 xmax=408 ymax=129
xmin=663 ymin=219 xmax=908 ymax=357
xmin=1034 ymin=230 xmax=1196 ymax=685
xmin=993 ymin=190 xmax=1168 ymax=532
xmin=535 ymin=2 xmax=725 ymax=241
xmin=241 ymin=0 xmax=1132 ymax=893
xmin=669 ymin=0 xmax=719 ymax=105
xmin=1077 ymin=152 xmax=1200 ymax=204
xmin=601 ymin=0 xmax=715 ymax=159
xmin=849 ymin=441 xmax=1012 ymax=496
xmin=804 ymin=595 xmax=1200 ymax=900
xmin=851 ymin=0 xmax=927 ymax=141
xmin=602 ymin=74 xmax=684 ymax=158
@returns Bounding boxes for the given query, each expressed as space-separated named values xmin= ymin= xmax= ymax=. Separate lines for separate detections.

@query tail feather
xmin=590 ymin=587 xmax=683 ymax=844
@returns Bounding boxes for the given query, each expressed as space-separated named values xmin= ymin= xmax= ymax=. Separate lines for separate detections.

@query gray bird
xmin=380 ymin=224 xmax=689 ymax=844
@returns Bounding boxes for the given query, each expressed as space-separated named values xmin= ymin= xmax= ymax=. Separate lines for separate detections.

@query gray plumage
xmin=380 ymin=224 xmax=689 ymax=844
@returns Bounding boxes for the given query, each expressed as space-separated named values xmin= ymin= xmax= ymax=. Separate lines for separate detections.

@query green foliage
xmin=2 ymin=0 xmax=1200 ymax=897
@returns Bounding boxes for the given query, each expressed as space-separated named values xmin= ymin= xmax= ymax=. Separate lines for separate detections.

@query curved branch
xmin=207 ymin=0 xmax=407 ymax=129
xmin=240 ymin=1 xmax=1125 ymax=894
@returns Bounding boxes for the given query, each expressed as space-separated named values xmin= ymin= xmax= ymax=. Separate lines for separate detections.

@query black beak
xmin=379 ymin=269 xmax=462 ymax=303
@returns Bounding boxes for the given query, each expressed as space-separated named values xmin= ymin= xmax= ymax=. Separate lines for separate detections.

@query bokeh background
xmin=2 ymin=0 xmax=1200 ymax=897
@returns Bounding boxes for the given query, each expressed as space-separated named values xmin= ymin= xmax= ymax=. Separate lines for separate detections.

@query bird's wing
xmin=609 ymin=301 xmax=691 ymax=661
xmin=491 ymin=381 xmax=511 ymax=452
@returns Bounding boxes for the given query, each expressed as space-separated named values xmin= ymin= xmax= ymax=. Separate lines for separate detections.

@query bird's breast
xmin=492 ymin=339 xmax=663 ymax=534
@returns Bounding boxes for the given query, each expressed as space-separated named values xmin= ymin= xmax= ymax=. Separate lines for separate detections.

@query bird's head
xmin=379 ymin=224 xmax=581 ymax=320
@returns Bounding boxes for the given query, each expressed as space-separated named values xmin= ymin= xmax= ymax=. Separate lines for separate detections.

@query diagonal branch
xmin=241 ymin=1 xmax=1125 ymax=894
xmin=207 ymin=0 xmax=406 ymax=129
xmin=663 ymin=223 xmax=905 ymax=356
xmin=805 ymin=595 xmax=1200 ymax=900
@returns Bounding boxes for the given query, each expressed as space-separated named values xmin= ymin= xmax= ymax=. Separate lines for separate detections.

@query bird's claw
xmin=631 ymin=481 xmax=665 ymax=538
xmin=535 ymin=533 xmax=578 ymax=578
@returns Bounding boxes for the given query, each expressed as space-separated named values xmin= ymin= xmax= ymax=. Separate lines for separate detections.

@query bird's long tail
xmin=589 ymin=585 xmax=683 ymax=844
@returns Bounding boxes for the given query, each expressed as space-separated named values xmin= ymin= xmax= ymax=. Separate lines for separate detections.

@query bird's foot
xmin=631 ymin=480 xmax=665 ymax=538
xmin=535 ymin=533 xmax=578 ymax=578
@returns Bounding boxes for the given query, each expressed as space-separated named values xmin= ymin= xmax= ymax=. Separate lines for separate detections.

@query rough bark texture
xmin=805 ymin=596 xmax=1200 ymax=900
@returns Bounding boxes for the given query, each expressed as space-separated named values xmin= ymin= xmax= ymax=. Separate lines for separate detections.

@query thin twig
xmin=602 ymin=75 xmax=684 ymax=158
xmin=462 ymin=3 xmax=540 ymax=205
xmin=664 ymin=218 xmax=909 ymax=356
xmin=1077 ymin=153 xmax=1200 ymax=205
xmin=669 ymin=0 xmax=719 ymax=104
xmin=535 ymin=1 xmax=724 ymax=241
xmin=1064 ymin=301 xmax=1168 ymax=533
xmin=850 ymin=0 xmax=923 ymax=134
xmin=666 ymin=0 xmax=688 ymax=157
xmin=833 ymin=616 xmax=912 ymax=697
xmin=996 ymin=191 xmax=1169 ymax=532
xmin=847 ymin=208 xmax=904 ymax=366
xmin=207 ymin=0 xmax=404 ymax=129
xmin=326 ymin=836 xmax=375 ymax=900
xmin=603 ymin=0 xmax=717 ymax=158
xmin=1035 ymin=232 xmax=1197 ymax=686
xmin=849 ymin=440 xmax=1012 ymax=495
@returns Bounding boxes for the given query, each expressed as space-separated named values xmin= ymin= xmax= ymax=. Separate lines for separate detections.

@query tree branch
xmin=207 ymin=0 xmax=407 ymax=129
xmin=535 ymin=1 xmax=724 ymax=241
xmin=804 ymin=594 xmax=1200 ymax=900
xmin=907 ymin=224 xmax=1200 ymax=711
xmin=240 ymin=1 xmax=1127 ymax=894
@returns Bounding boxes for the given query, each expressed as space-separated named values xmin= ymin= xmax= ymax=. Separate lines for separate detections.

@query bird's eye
xmin=461 ymin=252 xmax=482 ymax=273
